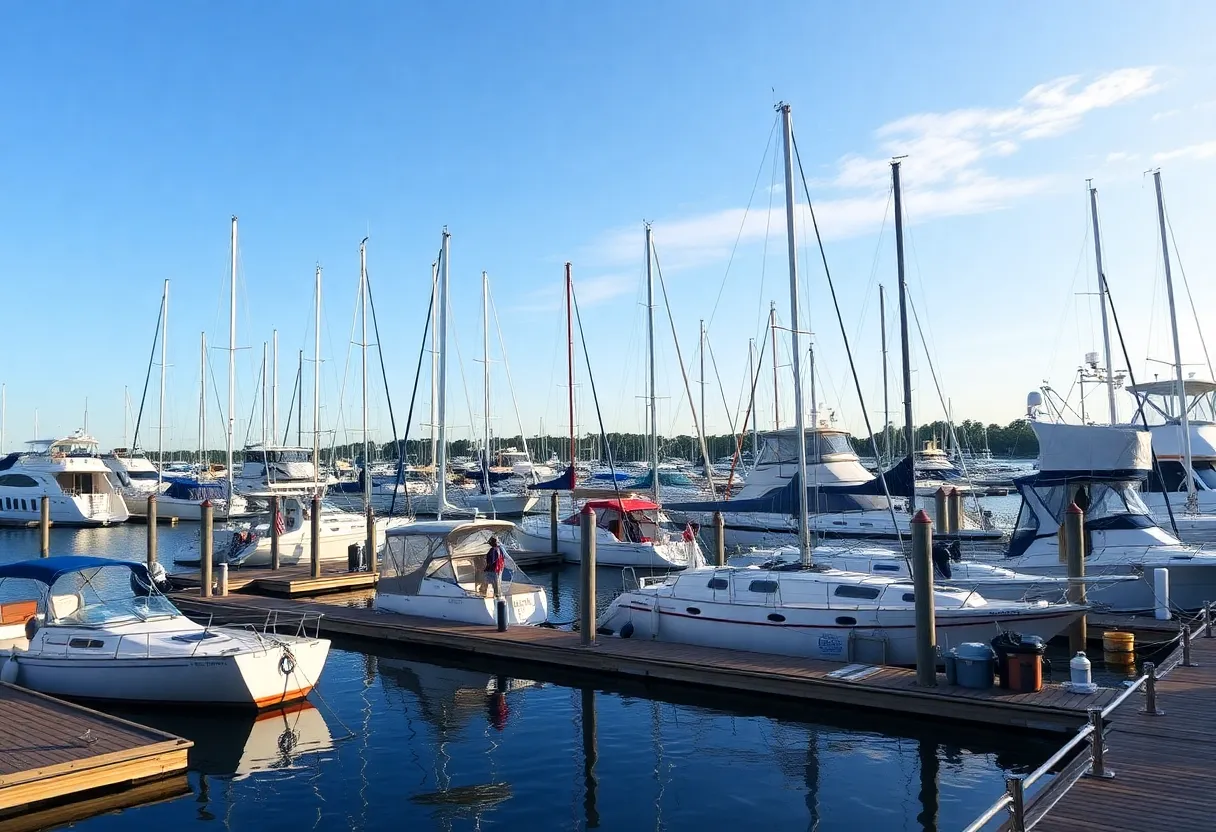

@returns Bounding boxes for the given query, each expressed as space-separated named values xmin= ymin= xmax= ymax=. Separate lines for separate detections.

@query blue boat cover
xmin=0 ymin=556 xmax=147 ymax=585
xmin=629 ymin=469 xmax=693 ymax=489
xmin=163 ymin=478 xmax=227 ymax=501
xmin=530 ymin=465 xmax=576 ymax=491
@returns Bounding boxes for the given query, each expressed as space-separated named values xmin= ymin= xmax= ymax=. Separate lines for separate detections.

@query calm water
xmin=0 ymin=521 xmax=1066 ymax=831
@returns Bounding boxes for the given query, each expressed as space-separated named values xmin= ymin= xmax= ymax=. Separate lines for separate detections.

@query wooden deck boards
xmin=0 ymin=684 xmax=191 ymax=816
xmin=172 ymin=592 xmax=1117 ymax=733
xmin=1029 ymin=635 xmax=1216 ymax=832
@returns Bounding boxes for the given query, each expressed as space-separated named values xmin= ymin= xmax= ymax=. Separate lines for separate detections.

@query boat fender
xmin=279 ymin=651 xmax=297 ymax=676
xmin=620 ymin=620 xmax=635 ymax=639
xmin=0 ymin=655 xmax=17 ymax=684
xmin=24 ymin=617 xmax=38 ymax=641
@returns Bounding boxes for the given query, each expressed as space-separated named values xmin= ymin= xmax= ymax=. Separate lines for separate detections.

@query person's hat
xmin=488 ymin=536 xmax=498 ymax=546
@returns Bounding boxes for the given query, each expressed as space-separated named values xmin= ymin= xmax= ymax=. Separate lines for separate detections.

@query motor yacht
xmin=516 ymin=497 xmax=703 ymax=569
xmin=0 ymin=432 xmax=128 ymax=526
xmin=0 ymin=556 xmax=330 ymax=707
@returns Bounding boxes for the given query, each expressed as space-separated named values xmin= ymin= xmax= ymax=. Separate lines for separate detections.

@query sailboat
xmin=515 ymin=252 xmax=703 ymax=569
xmin=598 ymin=106 xmax=1083 ymax=660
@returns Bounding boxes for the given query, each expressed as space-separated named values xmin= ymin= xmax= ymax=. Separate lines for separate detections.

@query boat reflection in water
xmin=377 ymin=655 xmax=542 ymax=825
xmin=108 ymin=701 xmax=334 ymax=779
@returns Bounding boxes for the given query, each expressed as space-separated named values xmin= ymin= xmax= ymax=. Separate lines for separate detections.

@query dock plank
xmin=0 ymin=684 xmax=191 ymax=816
xmin=172 ymin=591 xmax=1116 ymax=733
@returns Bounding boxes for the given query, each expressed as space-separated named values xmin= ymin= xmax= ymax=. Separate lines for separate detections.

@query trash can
xmin=991 ymin=631 xmax=1017 ymax=689
xmin=347 ymin=542 xmax=364 ymax=573
xmin=1006 ymin=636 xmax=1046 ymax=693
xmin=944 ymin=649 xmax=958 ymax=686
xmin=955 ymin=642 xmax=996 ymax=690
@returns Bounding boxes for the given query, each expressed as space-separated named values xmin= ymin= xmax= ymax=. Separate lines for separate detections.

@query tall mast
xmin=880 ymin=284 xmax=890 ymax=463
xmin=260 ymin=342 xmax=268 ymax=445
xmin=436 ymin=230 xmax=451 ymax=516
xmin=158 ymin=279 xmax=168 ymax=487
xmin=227 ymin=217 xmax=237 ymax=502
xmin=809 ymin=342 xmax=818 ymax=431
xmin=893 ymin=161 xmax=916 ymax=511
xmin=748 ymin=339 xmax=758 ymax=460
xmin=1153 ymin=170 xmax=1197 ymax=506
xmin=779 ymin=102 xmax=812 ymax=565
xmin=272 ymin=329 xmax=279 ymax=443
xmin=482 ymin=270 xmax=492 ymax=505
xmin=1088 ymin=183 xmax=1118 ymax=424
xmin=2 ymin=383 xmax=6 ymax=454
xmin=699 ymin=319 xmax=706 ymax=470
xmin=296 ymin=349 xmax=303 ymax=447
xmin=123 ymin=386 xmax=129 ymax=449
xmin=313 ymin=265 xmax=322 ymax=493
xmin=566 ymin=262 xmax=576 ymax=469
xmin=360 ymin=238 xmax=371 ymax=514
xmin=770 ymin=302 xmax=780 ymax=430
xmin=429 ymin=260 xmax=439 ymax=470
xmin=645 ymin=224 xmax=660 ymax=503
xmin=199 ymin=332 xmax=206 ymax=470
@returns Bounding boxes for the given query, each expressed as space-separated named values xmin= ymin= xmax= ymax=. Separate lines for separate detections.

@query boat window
xmin=0 ymin=474 xmax=37 ymax=488
xmin=902 ymin=593 xmax=916 ymax=603
xmin=20 ymin=499 xmax=26 ymax=511
xmin=836 ymin=616 xmax=857 ymax=625
xmin=706 ymin=577 xmax=728 ymax=590
xmin=833 ymin=585 xmax=881 ymax=600
xmin=68 ymin=638 xmax=105 ymax=649
xmin=171 ymin=632 xmax=223 ymax=643
xmin=3 ymin=498 xmax=9 ymax=509
xmin=872 ymin=563 xmax=901 ymax=573
xmin=425 ymin=559 xmax=458 ymax=584
xmin=748 ymin=580 xmax=779 ymax=594
xmin=1195 ymin=463 xmax=1216 ymax=490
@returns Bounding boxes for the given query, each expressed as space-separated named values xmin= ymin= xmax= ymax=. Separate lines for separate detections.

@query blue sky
xmin=2 ymin=2 xmax=1216 ymax=454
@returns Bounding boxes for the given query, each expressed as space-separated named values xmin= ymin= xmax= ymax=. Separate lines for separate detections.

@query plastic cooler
xmin=954 ymin=642 xmax=996 ymax=690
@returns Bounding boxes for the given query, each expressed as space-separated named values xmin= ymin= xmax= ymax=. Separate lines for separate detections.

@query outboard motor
xmin=149 ymin=561 xmax=171 ymax=592
xmin=931 ymin=541 xmax=953 ymax=579
xmin=948 ymin=539 xmax=962 ymax=562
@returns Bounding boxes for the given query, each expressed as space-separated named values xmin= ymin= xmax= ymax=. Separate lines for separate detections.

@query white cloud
xmin=1153 ymin=140 xmax=1216 ymax=162
xmin=508 ymin=272 xmax=636 ymax=312
xmin=580 ymin=68 xmax=1160 ymax=274
xmin=1152 ymin=109 xmax=1181 ymax=121
xmin=1106 ymin=151 xmax=1139 ymax=163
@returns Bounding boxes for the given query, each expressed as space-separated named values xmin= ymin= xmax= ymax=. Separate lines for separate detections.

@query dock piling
xmin=146 ymin=494 xmax=158 ymax=566
xmin=269 ymin=495 xmax=281 ymax=570
xmin=38 ymin=495 xmax=49 ymax=557
xmin=1005 ymin=775 xmax=1026 ymax=832
xmin=1085 ymin=707 xmax=1113 ymax=778
xmin=946 ymin=487 xmax=962 ymax=533
xmin=933 ymin=487 xmax=948 ymax=535
xmin=310 ymin=494 xmax=322 ymax=579
xmin=1153 ymin=568 xmax=1171 ymax=620
xmin=366 ymin=505 xmax=377 ymax=574
xmin=216 ymin=563 xmax=228 ymax=597
xmin=580 ymin=506 xmax=596 ymax=647
xmin=1182 ymin=621 xmax=1197 ymax=667
xmin=200 ymin=500 xmax=213 ymax=598
xmin=1064 ymin=502 xmax=1087 ymax=654
xmin=1141 ymin=661 xmax=1163 ymax=715
xmin=911 ymin=509 xmax=936 ymax=687
xmin=1206 ymin=601 xmax=1214 ymax=638
xmin=550 ymin=493 xmax=559 ymax=554
xmin=713 ymin=511 xmax=725 ymax=567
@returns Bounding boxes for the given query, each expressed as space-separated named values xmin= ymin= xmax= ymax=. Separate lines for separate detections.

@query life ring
xmin=278 ymin=652 xmax=296 ymax=676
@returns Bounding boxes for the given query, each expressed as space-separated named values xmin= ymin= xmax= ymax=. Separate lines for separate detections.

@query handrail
xmin=961 ymin=604 xmax=1206 ymax=832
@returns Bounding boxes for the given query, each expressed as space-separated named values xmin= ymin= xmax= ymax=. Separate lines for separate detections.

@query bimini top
xmin=0 ymin=556 xmax=147 ymax=585
xmin=1127 ymin=378 xmax=1216 ymax=397
xmin=1031 ymin=421 xmax=1151 ymax=480
xmin=582 ymin=498 xmax=659 ymax=514
xmin=386 ymin=519 xmax=515 ymax=538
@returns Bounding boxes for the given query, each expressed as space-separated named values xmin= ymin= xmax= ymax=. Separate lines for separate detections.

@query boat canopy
xmin=1030 ymin=422 xmax=1151 ymax=483
xmin=0 ymin=556 xmax=149 ymax=586
xmin=380 ymin=520 xmax=519 ymax=596
xmin=163 ymin=478 xmax=227 ymax=501
xmin=581 ymin=497 xmax=659 ymax=514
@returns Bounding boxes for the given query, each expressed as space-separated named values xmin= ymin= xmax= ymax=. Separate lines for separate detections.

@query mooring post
xmin=911 ymin=509 xmax=936 ymax=686
xmin=310 ymin=494 xmax=322 ymax=579
xmin=713 ymin=511 xmax=725 ymax=567
xmin=1064 ymin=502 xmax=1087 ymax=654
xmin=933 ymin=486 xmax=948 ymax=535
xmin=146 ymin=494 xmax=158 ymax=567
xmin=1085 ymin=708 xmax=1114 ymax=778
xmin=38 ymin=495 xmax=50 ymax=557
xmin=200 ymin=499 xmax=213 ymax=598
xmin=1005 ymin=775 xmax=1026 ymax=832
xmin=1206 ymin=601 xmax=1214 ymax=638
xmin=947 ymin=487 xmax=962 ymax=534
xmin=550 ymin=492 xmax=559 ymax=554
xmin=1182 ymin=621 xmax=1197 ymax=667
xmin=580 ymin=506 xmax=596 ymax=647
xmin=269 ymin=495 xmax=281 ymax=571
xmin=366 ymin=505 xmax=377 ymax=574
xmin=1142 ymin=661 xmax=1163 ymax=715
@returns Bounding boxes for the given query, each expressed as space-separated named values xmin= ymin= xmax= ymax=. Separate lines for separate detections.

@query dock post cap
xmin=581 ymin=504 xmax=595 ymax=516
xmin=947 ymin=486 xmax=958 ymax=495
xmin=911 ymin=509 xmax=932 ymax=524
xmin=147 ymin=494 xmax=157 ymax=502
xmin=934 ymin=486 xmax=949 ymax=497
xmin=201 ymin=499 xmax=212 ymax=508
xmin=1066 ymin=502 xmax=1083 ymax=515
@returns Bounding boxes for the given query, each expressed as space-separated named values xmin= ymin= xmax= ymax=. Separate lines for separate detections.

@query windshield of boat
xmin=1032 ymin=480 xmax=1151 ymax=525
xmin=46 ymin=565 xmax=179 ymax=626
xmin=759 ymin=431 xmax=855 ymax=466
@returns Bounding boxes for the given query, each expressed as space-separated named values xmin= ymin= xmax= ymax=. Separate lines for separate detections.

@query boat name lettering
xmin=818 ymin=634 xmax=844 ymax=655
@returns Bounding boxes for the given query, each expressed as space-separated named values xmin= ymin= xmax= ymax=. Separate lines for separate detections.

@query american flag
xmin=274 ymin=510 xmax=286 ymax=535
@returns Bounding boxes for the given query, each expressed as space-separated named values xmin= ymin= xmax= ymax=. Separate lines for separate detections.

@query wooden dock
xmin=172 ymin=592 xmax=1118 ymax=733
xmin=0 ymin=683 xmax=191 ymax=817
xmin=1022 ymin=634 xmax=1216 ymax=831
xmin=170 ymin=549 xmax=564 ymax=598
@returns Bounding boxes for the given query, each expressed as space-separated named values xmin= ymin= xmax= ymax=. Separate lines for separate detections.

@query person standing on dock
xmin=479 ymin=536 xmax=506 ymax=598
